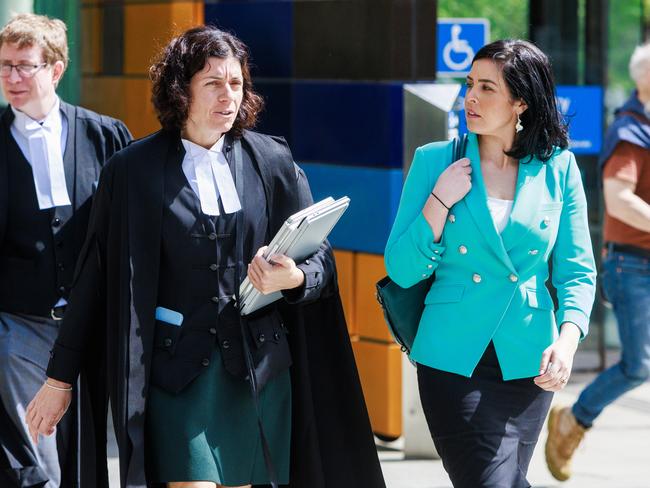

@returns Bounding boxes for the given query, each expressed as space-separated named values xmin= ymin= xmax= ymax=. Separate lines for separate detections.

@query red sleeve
xmin=602 ymin=141 xmax=646 ymax=184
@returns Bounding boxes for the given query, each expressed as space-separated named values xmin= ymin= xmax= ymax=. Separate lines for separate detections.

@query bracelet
xmin=430 ymin=191 xmax=451 ymax=211
xmin=45 ymin=381 xmax=73 ymax=392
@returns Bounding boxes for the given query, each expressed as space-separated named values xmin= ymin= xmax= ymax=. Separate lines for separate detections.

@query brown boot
xmin=545 ymin=405 xmax=587 ymax=481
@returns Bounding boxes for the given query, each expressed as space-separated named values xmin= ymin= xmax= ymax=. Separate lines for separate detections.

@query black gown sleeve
xmin=112 ymin=119 xmax=133 ymax=150
xmin=281 ymin=163 xmax=337 ymax=305
xmin=45 ymin=155 xmax=116 ymax=384
xmin=102 ymin=118 xmax=133 ymax=160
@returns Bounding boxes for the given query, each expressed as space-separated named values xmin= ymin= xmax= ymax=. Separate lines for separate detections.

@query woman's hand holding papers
xmin=248 ymin=246 xmax=305 ymax=295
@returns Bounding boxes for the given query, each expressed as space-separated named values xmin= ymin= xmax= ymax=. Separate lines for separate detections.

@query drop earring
xmin=515 ymin=114 xmax=524 ymax=133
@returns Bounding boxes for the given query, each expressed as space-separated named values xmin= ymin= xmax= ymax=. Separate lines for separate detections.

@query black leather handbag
xmin=376 ymin=134 xmax=467 ymax=355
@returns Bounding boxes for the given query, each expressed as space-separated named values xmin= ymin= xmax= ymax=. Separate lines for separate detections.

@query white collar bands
xmin=181 ymin=135 xmax=242 ymax=216
xmin=10 ymin=98 xmax=70 ymax=209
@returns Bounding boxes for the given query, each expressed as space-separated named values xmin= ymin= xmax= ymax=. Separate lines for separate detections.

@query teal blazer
xmin=385 ymin=133 xmax=596 ymax=380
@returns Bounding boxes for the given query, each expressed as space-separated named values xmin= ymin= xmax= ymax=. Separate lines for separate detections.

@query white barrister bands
xmin=181 ymin=136 xmax=242 ymax=216
xmin=10 ymin=98 xmax=71 ymax=209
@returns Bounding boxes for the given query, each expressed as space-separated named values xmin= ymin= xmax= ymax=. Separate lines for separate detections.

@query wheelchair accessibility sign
xmin=437 ymin=18 xmax=490 ymax=77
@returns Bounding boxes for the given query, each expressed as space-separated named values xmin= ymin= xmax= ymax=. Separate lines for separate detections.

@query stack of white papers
xmin=239 ymin=196 xmax=350 ymax=315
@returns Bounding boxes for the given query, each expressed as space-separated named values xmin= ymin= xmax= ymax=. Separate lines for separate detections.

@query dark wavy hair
xmin=149 ymin=25 xmax=264 ymax=137
xmin=472 ymin=39 xmax=569 ymax=162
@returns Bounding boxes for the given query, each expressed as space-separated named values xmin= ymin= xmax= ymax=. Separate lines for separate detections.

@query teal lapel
xmin=461 ymin=133 xmax=516 ymax=273
xmin=500 ymin=156 xmax=546 ymax=252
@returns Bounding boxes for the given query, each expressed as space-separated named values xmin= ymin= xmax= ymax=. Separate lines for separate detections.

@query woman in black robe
xmin=25 ymin=26 xmax=385 ymax=488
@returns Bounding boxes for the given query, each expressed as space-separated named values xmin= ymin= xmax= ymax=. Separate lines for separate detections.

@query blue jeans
xmin=572 ymin=250 xmax=650 ymax=428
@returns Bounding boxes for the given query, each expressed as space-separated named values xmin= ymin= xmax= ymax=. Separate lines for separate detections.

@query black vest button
xmin=57 ymin=262 xmax=65 ymax=271
xmin=258 ymin=334 xmax=265 ymax=343
xmin=163 ymin=338 xmax=172 ymax=347
xmin=209 ymin=327 xmax=217 ymax=335
xmin=52 ymin=218 xmax=61 ymax=227
xmin=221 ymin=340 xmax=230 ymax=349
xmin=58 ymin=286 xmax=66 ymax=294
xmin=274 ymin=332 xmax=280 ymax=341
xmin=201 ymin=358 xmax=210 ymax=367
xmin=209 ymin=264 xmax=218 ymax=272
xmin=208 ymin=233 xmax=217 ymax=241
xmin=211 ymin=296 xmax=219 ymax=303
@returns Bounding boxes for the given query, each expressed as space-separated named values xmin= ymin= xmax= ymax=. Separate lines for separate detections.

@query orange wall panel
xmin=123 ymin=2 xmax=204 ymax=75
xmin=123 ymin=78 xmax=161 ymax=138
xmin=81 ymin=76 xmax=160 ymax=138
xmin=80 ymin=77 xmax=126 ymax=120
xmin=333 ymin=250 xmax=356 ymax=337
xmin=352 ymin=340 xmax=402 ymax=439
xmin=354 ymin=253 xmax=392 ymax=342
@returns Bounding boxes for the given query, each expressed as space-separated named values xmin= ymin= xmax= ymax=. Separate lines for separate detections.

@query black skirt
xmin=417 ymin=342 xmax=553 ymax=488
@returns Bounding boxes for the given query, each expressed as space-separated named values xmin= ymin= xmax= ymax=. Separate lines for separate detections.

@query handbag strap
xmin=452 ymin=133 xmax=468 ymax=164
xmin=233 ymin=139 xmax=279 ymax=488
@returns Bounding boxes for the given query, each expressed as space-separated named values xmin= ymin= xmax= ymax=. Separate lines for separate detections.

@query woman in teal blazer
xmin=385 ymin=40 xmax=596 ymax=487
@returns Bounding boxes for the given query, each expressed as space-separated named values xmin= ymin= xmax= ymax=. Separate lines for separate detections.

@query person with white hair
xmin=545 ymin=42 xmax=650 ymax=481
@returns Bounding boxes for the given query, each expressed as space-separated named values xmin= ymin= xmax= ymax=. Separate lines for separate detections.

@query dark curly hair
xmin=472 ymin=39 xmax=569 ymax=162
xmin=149 ymin=25 xmax=264 ymax=137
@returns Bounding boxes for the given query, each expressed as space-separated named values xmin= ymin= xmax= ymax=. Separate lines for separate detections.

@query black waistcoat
xmin=0 ymin=126 xmax=79 ymax=316
xmin=149 ymin=139 xmax=291 ymax=393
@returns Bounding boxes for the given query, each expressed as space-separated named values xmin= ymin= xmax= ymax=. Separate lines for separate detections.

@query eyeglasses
xmin=0 ymin=62 xmax=48 ymax=78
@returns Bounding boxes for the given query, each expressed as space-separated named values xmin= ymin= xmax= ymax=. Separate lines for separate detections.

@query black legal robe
xmin=0 ymin=102 xmax=132 ymax=315
xmin=45 ymin=129 xmax=386 ymax=488
xmin=0 ymin=102 xmax=132 ymax=487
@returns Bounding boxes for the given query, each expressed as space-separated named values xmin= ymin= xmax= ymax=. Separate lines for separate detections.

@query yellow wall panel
xmin=352 ymin=340 xmax=402 ymax=439
xmin=80 ymin=6 xmax=102 ymax=75
xmin=124 ymin=2 xmax=204 ymax=75
xmin=354 ymin=253 xmax=392 ymax=342
xmin=81 ymin=76 xmax=160 ymax=138
xmin=333 ymin=250 xmax=357 ymax=337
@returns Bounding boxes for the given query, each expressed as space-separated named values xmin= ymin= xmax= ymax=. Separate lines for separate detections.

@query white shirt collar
xmin=11 ymin=97 xmax=62 ymax=133
xmin=181 ymin=135 xmax=225 ymax=160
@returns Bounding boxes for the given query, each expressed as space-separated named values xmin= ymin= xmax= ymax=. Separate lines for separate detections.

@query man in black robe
xmin=0 ymin=13 xmax=131 ymax=488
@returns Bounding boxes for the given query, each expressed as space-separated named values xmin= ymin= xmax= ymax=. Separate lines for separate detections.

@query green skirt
xmin=146 ymin=347 xmax=291 ymax=485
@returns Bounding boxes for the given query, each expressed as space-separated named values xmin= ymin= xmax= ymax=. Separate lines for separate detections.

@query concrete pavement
xmin=107 ymin=356 xmax=650 ymax=487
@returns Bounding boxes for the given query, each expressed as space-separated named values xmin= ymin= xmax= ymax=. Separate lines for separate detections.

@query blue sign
xmin=451 ymin=85 xmax=603 ymax=155
xmin=437 ymin=18 xmax=490 ymax=77
xmin=556 ymin=86 xmax=603 ymax=155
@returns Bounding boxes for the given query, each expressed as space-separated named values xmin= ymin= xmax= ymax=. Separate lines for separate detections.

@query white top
xmin=487 ymin=196 xmax=514 ymax=233
xmin=181 ymin=136 xmax=242 ymax=216
xmin=10 ymin=97 xmax=70 ymax=210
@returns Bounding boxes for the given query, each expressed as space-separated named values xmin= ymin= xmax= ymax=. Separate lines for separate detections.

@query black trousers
xmin=417 ymin=343 xmax=553 ymax=488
